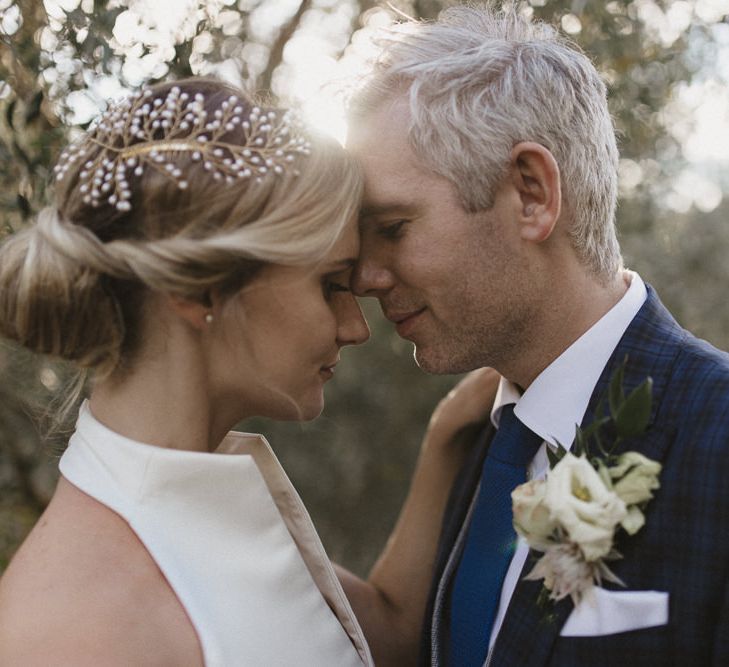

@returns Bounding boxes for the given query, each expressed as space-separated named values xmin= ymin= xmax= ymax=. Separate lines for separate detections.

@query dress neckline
xmin=60 ymin=401 xmax=373 ymax=666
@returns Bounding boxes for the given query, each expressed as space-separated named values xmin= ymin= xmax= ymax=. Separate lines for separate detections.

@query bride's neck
xmin=88 ymin=325 xmax=235 ymax=453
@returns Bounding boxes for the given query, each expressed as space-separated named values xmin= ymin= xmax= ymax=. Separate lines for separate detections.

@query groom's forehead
xmin=355 ymin=156 xmax=427 ymax=224
xmin=346 ymin=98 xmax=413 ymax=169
xmin=352 ymin=141 xmax=433 ymax=222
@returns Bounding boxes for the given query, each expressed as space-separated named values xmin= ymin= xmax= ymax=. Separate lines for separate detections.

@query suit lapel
xmin=582 ymin=285 xmax=682 ymax=438
xmin=420 ymin=421 xmax=494 ymax=665
xmin=487 ymin=285 xmax=683 ymax=665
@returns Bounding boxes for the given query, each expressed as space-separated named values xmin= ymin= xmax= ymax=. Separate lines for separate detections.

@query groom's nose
xmin=352 ymin=254 xmax=395 ymax=297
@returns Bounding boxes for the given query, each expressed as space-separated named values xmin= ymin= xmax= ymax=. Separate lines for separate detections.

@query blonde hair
xmin=0 ymin=78 xmax=363 ymax=379
xmin=349 ymin=3 xmax=622 ymax=281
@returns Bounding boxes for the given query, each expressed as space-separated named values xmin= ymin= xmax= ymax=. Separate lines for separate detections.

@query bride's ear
xmin=508 ymin=142 xmax=561 ymax=243
xmin=166 ymin=294 xmax=214 ymax=331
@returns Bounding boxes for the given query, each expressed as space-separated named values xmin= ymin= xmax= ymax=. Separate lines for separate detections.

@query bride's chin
xmin=297 ymin=398 xmax=325 ymax=422
xmin=270 ymin=393 xmax=324 ymax=423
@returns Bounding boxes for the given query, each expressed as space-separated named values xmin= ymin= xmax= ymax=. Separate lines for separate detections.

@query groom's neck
xmin=501 ymin=268 xmax=629 ymax=390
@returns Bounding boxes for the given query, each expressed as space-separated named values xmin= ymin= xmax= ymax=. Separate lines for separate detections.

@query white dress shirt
xmin=486 ymin=270 xmax=648 ymax=650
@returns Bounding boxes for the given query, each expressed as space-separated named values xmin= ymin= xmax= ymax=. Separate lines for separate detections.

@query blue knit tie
xmin=448 ymin=404 xmax=544 ymax=667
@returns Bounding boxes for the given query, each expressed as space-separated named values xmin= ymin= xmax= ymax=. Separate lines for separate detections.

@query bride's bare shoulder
xmin=0 ymin=477 xmax=202 ymax=667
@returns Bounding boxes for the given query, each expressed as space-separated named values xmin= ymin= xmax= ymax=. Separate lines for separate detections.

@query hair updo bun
xmin=0 ymin=208 xmax=131 ymax=377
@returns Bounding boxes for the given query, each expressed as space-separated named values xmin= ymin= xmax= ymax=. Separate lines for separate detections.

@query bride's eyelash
xmin=322 ymin=278 xmax=350 ymax=299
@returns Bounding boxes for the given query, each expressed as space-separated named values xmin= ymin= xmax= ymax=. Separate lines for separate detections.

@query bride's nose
xmin=336 ymin=296 xmax=370 ymax=347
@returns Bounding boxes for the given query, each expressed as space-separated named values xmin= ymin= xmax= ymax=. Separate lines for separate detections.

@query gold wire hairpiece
xmin=54 ymin=86 xmax=312 ymax=212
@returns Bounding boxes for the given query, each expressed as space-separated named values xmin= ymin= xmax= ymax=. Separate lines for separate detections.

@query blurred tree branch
xmin=0 ymin=0 xmax=46 ymax=98
xmin=259 ymin=0 xmax=313 ymax=91
xmin=0 ymin=387 xmax=47 ymax=515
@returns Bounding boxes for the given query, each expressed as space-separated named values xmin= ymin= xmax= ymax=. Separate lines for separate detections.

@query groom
xmin=345 ymin=4 xmax=729 ymax=666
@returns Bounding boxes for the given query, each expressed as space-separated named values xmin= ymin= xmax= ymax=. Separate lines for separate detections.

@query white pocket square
xmin=560 ymin=587 xmax=669 ymax=637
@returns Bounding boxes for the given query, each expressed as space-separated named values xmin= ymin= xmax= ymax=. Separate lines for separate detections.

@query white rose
xmin=543 ymin=453 xmax=627 ymax=561
xmin=512 ymin=479 xmax=556 ymax=550
xmin=609 ymin=451 xmax=662 ymax=506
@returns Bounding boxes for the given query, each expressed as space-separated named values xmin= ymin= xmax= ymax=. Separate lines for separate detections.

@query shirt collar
xmin=491 ymin=270 xmax=647 ymax=449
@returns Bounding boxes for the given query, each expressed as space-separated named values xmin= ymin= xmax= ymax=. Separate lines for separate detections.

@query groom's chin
xmin=413 ymin=345 xmax=471 ymax=376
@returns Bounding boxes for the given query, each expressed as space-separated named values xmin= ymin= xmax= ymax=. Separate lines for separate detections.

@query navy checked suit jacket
xmin=420 ymin=285 xmax=729 ymax=666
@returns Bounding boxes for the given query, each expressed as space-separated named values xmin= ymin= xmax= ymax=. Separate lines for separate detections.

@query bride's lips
xmin=319 ymin=360 xmax=338 ymax=380
xmin=387 ymin=307 xmax=427 ymax=338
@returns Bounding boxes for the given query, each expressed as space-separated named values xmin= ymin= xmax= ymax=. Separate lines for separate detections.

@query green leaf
xmin=593 ymin=425 xmax=609 ymax=457
xmin=615 ymin=377 xmax=653 ymax=438
xmin=546 ymin=446 xmax=560 ymax=468
xmin=547 ymin=441 xmax=568 ymax=468
xmin=571 ymin=411 xmax=610 ymax=458
xmin=579 ymin=415 xmax=609 ymax=441
xmin=596 ymin=459 xmax=613 ymax=489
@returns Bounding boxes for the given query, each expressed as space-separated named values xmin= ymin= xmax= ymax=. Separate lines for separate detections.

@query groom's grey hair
xmin=349 ymin=2 xmax=622 ymax=281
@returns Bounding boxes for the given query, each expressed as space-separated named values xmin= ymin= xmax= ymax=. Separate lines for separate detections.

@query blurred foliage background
xmin=1 ymin=0 xmax=729 ymax=574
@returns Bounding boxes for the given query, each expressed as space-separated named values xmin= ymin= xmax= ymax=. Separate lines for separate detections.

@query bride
xmin=0 ymin=77 xmax=495 ymax=666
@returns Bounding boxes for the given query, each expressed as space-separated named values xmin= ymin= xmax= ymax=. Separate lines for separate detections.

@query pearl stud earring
xmin=205 ymin=313 xmax=214 ymax=324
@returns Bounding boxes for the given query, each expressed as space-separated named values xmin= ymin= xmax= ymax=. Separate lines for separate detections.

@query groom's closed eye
xmin=359 ymin=214 xmax=411 ymax=241
xmin=376 ymin=219 xmax=409 ymax=240
xmin=359 ymin=201 xmax=418 ymax=232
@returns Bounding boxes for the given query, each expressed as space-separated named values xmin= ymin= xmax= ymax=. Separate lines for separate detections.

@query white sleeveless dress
xmin=59 ymin=402 xmax=373 ymax=667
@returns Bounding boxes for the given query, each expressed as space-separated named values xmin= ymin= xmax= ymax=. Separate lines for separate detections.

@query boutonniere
xmin=511 ymin=359 xmax=662 ymax=606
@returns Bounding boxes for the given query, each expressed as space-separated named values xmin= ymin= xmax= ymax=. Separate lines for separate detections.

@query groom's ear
xmin=508 ymin=142 xmax=561 ymax=243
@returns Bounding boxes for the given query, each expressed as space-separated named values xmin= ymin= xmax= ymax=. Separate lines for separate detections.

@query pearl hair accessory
xmin=53 ymin=86 xmax=311 ymax=212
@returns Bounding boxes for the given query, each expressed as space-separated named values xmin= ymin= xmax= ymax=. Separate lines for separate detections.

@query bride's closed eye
xmin=322 ymin=274 xmax=352 ymax=300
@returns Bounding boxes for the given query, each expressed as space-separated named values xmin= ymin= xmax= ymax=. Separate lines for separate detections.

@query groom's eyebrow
xmin=359 ymin=202 xmax=418 ymax=222
xmin=327 ymin=258 xmax=357 ymax=270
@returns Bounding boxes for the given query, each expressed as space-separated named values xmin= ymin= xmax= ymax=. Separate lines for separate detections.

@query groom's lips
xmin=387 ymin=307 xmax=427 ymax=338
